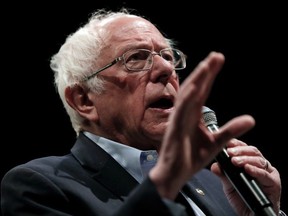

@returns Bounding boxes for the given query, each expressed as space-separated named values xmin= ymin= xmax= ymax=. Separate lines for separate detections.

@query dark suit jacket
xmin=1 ymin=132 xmax=237 ymax=216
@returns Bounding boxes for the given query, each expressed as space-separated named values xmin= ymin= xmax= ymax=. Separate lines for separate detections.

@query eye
xmin=125 ymin=50 xmax=150 ymax=63
xmin=161 ymin=51 xmax=174 ymax=62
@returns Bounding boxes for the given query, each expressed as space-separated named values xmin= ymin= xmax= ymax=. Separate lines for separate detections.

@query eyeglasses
xmin=82 ymin=48 xmax=186 ymax=81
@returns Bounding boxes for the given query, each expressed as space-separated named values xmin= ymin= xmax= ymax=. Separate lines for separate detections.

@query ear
xmin=65 ymin=85 xmax=98 ymax=121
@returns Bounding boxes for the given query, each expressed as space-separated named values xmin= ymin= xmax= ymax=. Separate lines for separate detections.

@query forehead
xmin=102 ymin=16 xmax=167 ymax=51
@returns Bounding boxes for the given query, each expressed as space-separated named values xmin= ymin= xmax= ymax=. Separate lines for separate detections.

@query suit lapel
xmin=183 ymin=170 xmax=237 ymax=216
xmin=71 ymin=132 xmax=139 ymax=200
xmin=175 ymin=192 xmax=196 ymax=216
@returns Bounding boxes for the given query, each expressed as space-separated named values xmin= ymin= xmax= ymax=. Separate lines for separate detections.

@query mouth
xmin=149 ymin=97 xmax=174 ymax=110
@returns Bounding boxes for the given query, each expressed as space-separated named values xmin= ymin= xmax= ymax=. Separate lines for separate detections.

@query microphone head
xmin=202 ymin=106 xmax=218 ymax=127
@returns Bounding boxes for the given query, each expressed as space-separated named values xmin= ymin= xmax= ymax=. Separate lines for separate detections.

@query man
xmin=1 ymin=8 xmax=285 ymax=216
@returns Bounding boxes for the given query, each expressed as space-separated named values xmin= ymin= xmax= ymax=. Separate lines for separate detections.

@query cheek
xmin=121 ymin=92 xmax=147 ymax=129
xmin=108 ymin=89 xmax=146 ymax=122
xmin=140 ymin=112 xmax=169 ymax=142
xmin=101 ymin=74 xmax=148 ymax=121
xmin=126 ymin=96 xmax=145 ymax=117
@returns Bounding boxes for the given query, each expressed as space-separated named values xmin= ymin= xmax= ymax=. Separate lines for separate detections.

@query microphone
xmin=202 ymin=106 xmax=276 ymax=216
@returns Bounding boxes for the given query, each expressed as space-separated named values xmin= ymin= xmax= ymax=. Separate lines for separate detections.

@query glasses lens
xmin=124 ymin=49 xmax=152 ymax=70
xmin=123 ymin=48 xmax=186 ymax=71
xmin=161 ymin=48 xmax=186 ymax=70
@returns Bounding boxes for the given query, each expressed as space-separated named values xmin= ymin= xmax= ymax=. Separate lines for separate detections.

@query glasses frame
xmin=82 ymin=48 xmax=186 ymax=82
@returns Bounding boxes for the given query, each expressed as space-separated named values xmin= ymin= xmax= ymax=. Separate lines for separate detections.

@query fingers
xmin=264 ymin=159 xmax=270 ymax=171
xmin=226 ymin=140 xmax=272 ymax=172
xmin=224 ymin=140 xmax=276 ymax=175
xmin=169 ymin=52 xmax=226 ymax=138
xmin=212 ymin=115 xmax=255 ymax=148
xmin=175 ymin=52 xmax=225 ymax=120
xmin=211 ymin=141 xmax=275 ymax=181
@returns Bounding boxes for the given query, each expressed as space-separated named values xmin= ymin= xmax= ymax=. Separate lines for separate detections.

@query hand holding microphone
xmin=202 ymin=106 xmax=276 ymax=216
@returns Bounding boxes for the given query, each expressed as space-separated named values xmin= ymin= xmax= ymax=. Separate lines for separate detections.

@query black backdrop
xmin=2 ymin=1 xmax=287 ymax=213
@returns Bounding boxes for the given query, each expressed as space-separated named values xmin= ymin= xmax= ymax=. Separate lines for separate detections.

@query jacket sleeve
xmin=112 ymin=177 xmax=188 ymax=216
xmin=1 ymin=166 xmax=71 ymax=216
xmin=1 ymin=166 xmax=188 ymax=216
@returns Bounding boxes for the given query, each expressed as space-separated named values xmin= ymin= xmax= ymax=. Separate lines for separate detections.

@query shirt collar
xmin=83 ymin=131 xmax=158 ymax=183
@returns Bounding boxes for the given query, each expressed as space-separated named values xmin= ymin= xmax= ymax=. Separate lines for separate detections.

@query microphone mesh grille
xmin=202 ymin=108 xmax=218 ymax=126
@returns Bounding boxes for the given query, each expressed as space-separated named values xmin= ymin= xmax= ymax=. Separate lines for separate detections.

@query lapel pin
xmin=195 ymin=188 xmax=205 ymax=196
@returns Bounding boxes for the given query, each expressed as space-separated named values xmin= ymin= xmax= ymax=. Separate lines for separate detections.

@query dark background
xmin=2 ymin=1 xmax=287 ymax=213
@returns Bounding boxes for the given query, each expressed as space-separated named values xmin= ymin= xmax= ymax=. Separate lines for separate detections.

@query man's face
xmin=91 ymin=16 xmax=180 ymax=150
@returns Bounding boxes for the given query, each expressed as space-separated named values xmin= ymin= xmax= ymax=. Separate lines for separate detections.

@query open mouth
xmin=149 ymin=97 xmax=174 ymax=109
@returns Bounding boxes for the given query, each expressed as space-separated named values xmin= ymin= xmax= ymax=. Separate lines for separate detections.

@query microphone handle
xmin=208 ymin=124 xmax=276 ymax=216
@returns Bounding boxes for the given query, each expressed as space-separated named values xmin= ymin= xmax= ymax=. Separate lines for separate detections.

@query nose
xmin=150 ymin=54 xmax=175 ymax=84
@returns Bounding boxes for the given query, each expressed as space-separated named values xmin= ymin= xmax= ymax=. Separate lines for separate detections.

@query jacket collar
xmin=71 ymin=132 xmax=139 ymax=199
